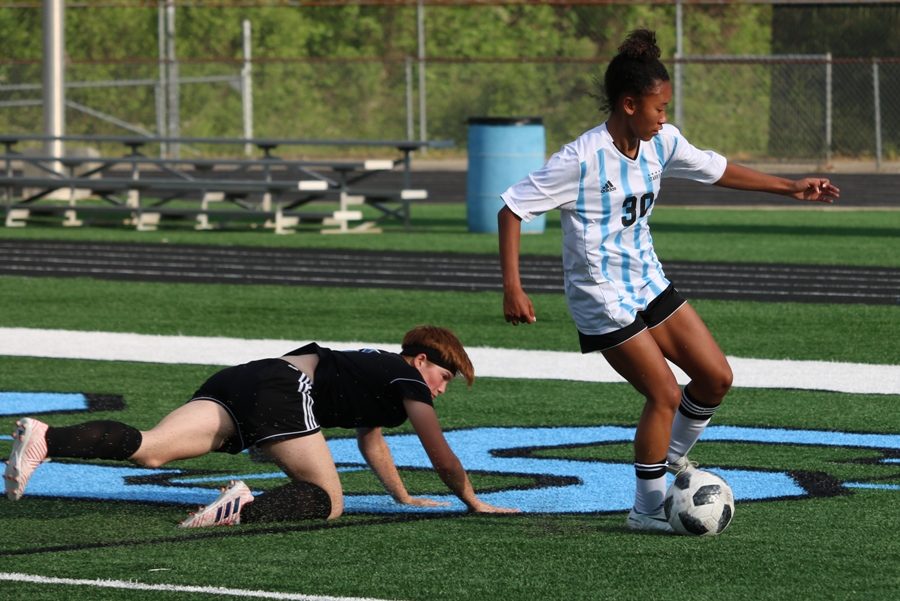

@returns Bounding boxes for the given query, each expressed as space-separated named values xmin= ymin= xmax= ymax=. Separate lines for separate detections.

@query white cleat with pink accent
xmin=4 ymin=417 xmax=50 ymax=501
xmin=179 ymin=480 xmax=255 ymax=528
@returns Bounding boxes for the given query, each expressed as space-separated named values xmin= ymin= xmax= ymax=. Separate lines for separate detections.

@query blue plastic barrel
xmin=466 ymin=116 xmax=546 ymax=234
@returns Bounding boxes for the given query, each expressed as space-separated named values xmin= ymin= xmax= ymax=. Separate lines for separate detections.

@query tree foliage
xmin=16 ymin=3 xmax=894 ymax=160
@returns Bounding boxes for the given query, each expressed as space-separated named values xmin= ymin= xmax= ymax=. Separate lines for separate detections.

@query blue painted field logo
xmin=3 ymin=391 xmax=899 ymax=513
xmin=0 ymin=392 xmax=124 ymax=416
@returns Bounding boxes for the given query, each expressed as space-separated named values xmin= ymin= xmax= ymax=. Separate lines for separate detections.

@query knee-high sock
xmin=667 ymin=387 xmax=719 ymax=463
xmin=46 ymin=421 xmax=143 ymax=460
xmin=241 ymin=480 xmax=331 ymax=523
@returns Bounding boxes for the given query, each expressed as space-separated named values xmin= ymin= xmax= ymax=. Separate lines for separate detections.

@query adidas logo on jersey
xmin=600 ymin=180 xmax=617 ymax=193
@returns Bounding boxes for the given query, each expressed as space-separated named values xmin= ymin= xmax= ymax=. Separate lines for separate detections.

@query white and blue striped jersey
xmin=501 ymin=122 xmax=726 ymax=335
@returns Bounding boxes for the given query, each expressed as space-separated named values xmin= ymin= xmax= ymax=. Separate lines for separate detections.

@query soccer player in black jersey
xmin=4 ymin=325 xmax=517 ymax=526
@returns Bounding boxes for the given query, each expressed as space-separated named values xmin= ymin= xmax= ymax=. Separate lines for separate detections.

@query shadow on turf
xmin=0 ymin=512 xmax=494 ymax=557
xmin=1 ymin=511 xmax=658 ymax=558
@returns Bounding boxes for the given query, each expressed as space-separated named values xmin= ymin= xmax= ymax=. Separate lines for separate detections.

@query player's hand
xmin=503 ymin=288 xmax=536 ymax=325
xmin=468 ymin=500 xmax=520 ymax=514
xmin=792 ymin=178 xmax=840 ymax=204
xmin=398 ymin=496 xmax=451 ymax=508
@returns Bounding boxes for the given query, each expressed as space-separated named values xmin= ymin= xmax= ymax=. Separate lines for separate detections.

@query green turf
xmin=1 ymin=358 xmax=898 ymax=601
xmin=4 ymin=494 xmax=898 ymax=601
xmin=1 ymin=204 xmax=898 ymax=600
xmin=1 ymin=275 xmax=897 ymax=364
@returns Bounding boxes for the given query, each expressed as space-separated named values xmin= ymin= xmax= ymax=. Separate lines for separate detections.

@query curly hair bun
xmin=597 ymin=28 xmax=669 ymax=113
xmin=618 ymin=29 xmax=661 ymax=61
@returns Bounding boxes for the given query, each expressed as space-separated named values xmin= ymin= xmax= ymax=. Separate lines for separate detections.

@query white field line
xmin=0 ymin=327 xmax=898 ymax=395
xmin=0 ymin=572 xmax=398 ymax=601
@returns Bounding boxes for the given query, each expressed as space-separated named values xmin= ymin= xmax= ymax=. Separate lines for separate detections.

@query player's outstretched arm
xmin=498 ymin=206 xmax=537 ymax=325
xmin=714 ymin=163 xmax=840 ymax=204
xmin=404 ymin=400 xmax=519 ymax=514
xmin=356 ymin=426 xmax=449 ymax=508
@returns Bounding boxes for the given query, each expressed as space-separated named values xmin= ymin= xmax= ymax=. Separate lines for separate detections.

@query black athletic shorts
xmin=189 ymin=358 xmax=319 ymax=454
xmin=578 ymin=284 xmax=687 ymax=353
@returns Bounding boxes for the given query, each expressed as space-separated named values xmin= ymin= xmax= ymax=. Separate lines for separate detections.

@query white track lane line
xmin=0 ymin=572 xmax=398 ymax=601
xmin=0 ymin=327 xmax=897 ymax=395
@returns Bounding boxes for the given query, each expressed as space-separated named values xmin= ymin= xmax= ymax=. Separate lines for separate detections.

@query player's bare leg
xmin=602 ymin=330 xmax=679 ymax=531
xmin=130 ymin=400 xmax=235 ymax=468
xmin=648 ymin=302 xmax=733 ymax=405
xmin=260 ymin=431 xmax=345 ymax=520
xmin=648 ymin=303 xmax=733 ymax=468
xmin=602 ymin=331 xmax=682 ymax=463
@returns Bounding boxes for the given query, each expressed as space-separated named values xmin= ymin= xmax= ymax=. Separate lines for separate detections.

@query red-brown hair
xmin=402 ymin=325 xmax=475 ymax=386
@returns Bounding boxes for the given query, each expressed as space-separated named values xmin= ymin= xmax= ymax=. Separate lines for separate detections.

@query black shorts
xmin=189 ymin=358 xmax=320 ymax=454
xmin=578 ymin=284 xmax=687 ymax=353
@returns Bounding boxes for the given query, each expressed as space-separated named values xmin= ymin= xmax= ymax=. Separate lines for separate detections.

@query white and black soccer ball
xmin=663 ymin=469 xmax=735 ymax=536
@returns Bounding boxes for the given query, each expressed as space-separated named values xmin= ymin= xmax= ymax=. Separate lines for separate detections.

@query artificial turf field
xmin=0 ymin=204 xmax=898 ymax=601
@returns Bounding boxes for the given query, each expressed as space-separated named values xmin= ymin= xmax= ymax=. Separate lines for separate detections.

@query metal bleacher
xmin=0 ymin=134 xmax=450 ymax=234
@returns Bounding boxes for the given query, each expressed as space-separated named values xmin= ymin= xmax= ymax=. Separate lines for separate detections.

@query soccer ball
xmin=663 ymin=469 xmax=735 ymax=536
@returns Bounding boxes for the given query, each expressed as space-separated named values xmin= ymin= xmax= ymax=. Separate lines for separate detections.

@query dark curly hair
xmin=598 ymin=29 xmax=670 ymax=114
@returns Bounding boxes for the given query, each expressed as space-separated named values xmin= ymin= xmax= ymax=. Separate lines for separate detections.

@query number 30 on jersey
xmin=622 ymin=192 xmax=654 ymax=226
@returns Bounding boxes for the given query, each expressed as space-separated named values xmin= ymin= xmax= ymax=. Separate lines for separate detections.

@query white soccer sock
xmin=634 ymin=460 xmax=667 ymax=514
xmin=667 ymin=387 xmax=718 ymax=463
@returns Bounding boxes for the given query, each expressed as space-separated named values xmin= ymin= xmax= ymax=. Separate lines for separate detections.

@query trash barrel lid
xmin=467 ymin=116 xmax=543 ymax=126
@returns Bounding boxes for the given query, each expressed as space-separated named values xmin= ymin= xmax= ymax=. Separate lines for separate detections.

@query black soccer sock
xmin=241 ymin=480 xmax=332 ymax=523
xmin=45 ymin=421 xmax=143 ymax=460
xmin=677 ymin=387 xmax=720 ymax=421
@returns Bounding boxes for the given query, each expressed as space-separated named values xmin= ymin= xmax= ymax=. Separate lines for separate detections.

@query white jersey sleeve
xmin=500 ymin=143 xmax=582 ymax=223
xmin=657 ymin=124 xmax=727 ymax=184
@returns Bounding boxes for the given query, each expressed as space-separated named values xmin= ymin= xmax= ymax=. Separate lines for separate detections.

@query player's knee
xmin=131 ymin=454 xmax=168 ymax=469
xmin=690 ymin=362 xmax=733 ymax=403
xmin=707 ymin=363 xmax=734 ymax=399
xmin=327 ymin=493 xmax=344 ymax=520
xmin=647 ymin=382 xmax=683 ymax=413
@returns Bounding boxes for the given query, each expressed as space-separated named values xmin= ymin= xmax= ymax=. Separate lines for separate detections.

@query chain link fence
xmin=1 ymin=55 xmax=898 ymax=167
xmin=675 ymin=56 xmax=900 ymax=167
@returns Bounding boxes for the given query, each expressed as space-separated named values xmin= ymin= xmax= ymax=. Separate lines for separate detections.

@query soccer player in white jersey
xmin=498 ymin=29 xmax=839 ymax=533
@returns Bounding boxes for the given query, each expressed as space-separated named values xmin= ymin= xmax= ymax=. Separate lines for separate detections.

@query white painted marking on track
xmin=0 ymin=572 xmax=400 ymax=601
xmin=0 ymin=327 xmax=897 ymax=395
